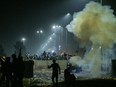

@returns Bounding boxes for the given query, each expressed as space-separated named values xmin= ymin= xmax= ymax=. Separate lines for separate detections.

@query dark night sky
xmin=0 ymin=0 xmax=116 ymax=56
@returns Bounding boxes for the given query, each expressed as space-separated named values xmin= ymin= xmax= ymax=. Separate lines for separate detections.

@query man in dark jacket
xmin=48 ymin=59 xmax=61 ymax=87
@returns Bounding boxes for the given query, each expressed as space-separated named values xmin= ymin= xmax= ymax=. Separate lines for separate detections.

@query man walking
xmin=48 ymin=59 xmax=61 ymax=87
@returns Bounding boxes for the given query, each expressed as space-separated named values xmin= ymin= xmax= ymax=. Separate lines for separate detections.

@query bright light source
xmin=59 ymin=45 xmax=61 ymax=48
xmin=40 ymin=30 xmax=43 ymax=33
xmin=52 ymin=25 xmax=62 ymax=30
xmin=34 ymin=75 xmax=37 ymax=78
xmin=59 ymin=45 xmax=61 ymax=50
xmin=66 ymin=13 xmax=70 ymax=16
xmin=52 ymin=50 xmax=55 ymax=53
xmin=49 ymin=37 xmax=52 ymax=40
xmin=37 ymin=30 xmax=43 ymax=34
xmin=21 ymin=37 xmax=26 ymax=41
xmin=58 ymin=25 xmax=61 ymax=28
xmin=52 ymin=25 xmax=56 ymax=29
xmin=37 ymin=30 xmax=39 ymax=34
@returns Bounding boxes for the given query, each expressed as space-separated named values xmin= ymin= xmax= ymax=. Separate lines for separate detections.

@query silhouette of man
xmin=17 ymin=49 xmax=25 ymax=87
xmin=17 ymin=56 xmax=25 ymax=87
xmin=48 ymin=59 xmax=61 ymax=87
xmin=11 ymin=49 xmax=25 ymax=87
xmin=42 ymin=51 xmax=46 ymax=59
xmin=11 ymin=54 xmax=18 ymax=87
xmin=64 ymin=64 xmax=71 ymax=87
xmin=5 ymin=57 xmax=12 ymax=87
xmin=64 ymin=63 xmax=76 ymax=87
xmin=0 ymin=57 xmax=6 ymax=84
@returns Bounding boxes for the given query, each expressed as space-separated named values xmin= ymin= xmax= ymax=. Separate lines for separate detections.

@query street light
xmin=52 ymin=25 xmax=56 ymax=29
xmin=36 ymin=30 xmax=43 ymax=52
xmin=66 ymin=13 xmax=71 ymax=16
xmin=37 ymin=30 xmax=43 ymax=34
xmin=49 ymin=37 xmax=52 ymax=40
xmin=40 ymin=30 xmax=43 ymax=34
xmin=52 ymin=25 xmax=63 ymax=54
xmin=36 ymin=30 xmax=43 ymax=40
xmin=21 ymin=37 xmax=26 ymax=45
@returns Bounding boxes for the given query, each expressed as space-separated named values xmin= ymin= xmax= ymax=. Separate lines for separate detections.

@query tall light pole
xmin=65 ymin=13 xmax=71 ymax=53
xmin=21 ymin=37 xmax=26 ymax=45
xmin=52 ymin=25 xmax=63 ymax=54
xmin=37 ymin=30 xmax=43 ymax=34
xmin=66 ymin=29 xmax=68 ymax=53
xmin=36 ymin=30 xmax=43 ymax=40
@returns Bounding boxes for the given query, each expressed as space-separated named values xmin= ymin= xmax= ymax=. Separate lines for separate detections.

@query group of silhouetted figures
xmin=64 ymin=63 xmax=76 ymax=87
xmin=0 ymin=50 xmax=25 ymax=87
xmin=48 ymin=59 xmax=76 ymax=87
xmin=0 ymin=52 xmax=76 ymax=87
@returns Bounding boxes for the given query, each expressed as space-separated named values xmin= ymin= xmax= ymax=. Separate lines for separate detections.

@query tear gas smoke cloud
xmin=69 ymin=56 xmax=83 ymax=66
xmin=66 ymin=1 xmax=116 ymax=48
xmin=66 ymin=1 xmax=116 ymax=78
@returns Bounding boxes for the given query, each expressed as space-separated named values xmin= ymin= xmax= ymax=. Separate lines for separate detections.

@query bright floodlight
xmin=49 ymin=37 xmax=52 ymax=40
xmin=52 ymin=25 xmax=56 ymax=29
xmin=37 ymin=30 xmax=43 ymax=34
xmin=40 ymin=30 xmax=43 ymax=33
xmin=37 ymin=30 xmax=39 ymax=34
xmin=66 ymin=13 xmax=70 ymax=16
xmin=52 ymin=50 xmax=55 ymax=53
xmin=59 ymin=45 xmax=61 ymax=51
xmin=58 ymin=25 xmax=61 ymax=28
xmin=52 ymin=25 xmax=62 ymax=29
xmin=21 ymin=37 xmax=26 ymax=41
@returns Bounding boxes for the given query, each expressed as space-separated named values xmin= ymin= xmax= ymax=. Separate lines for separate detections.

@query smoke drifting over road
xmin=66 ymin=1 xmax=116 ymax=78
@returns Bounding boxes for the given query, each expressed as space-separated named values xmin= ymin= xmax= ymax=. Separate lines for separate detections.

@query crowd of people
xmin=0 ymin=50 xmax=76 ymax=87
xmin=25 ymin=51 xmax=69 ymax=60
xmin=0 ymin=49 xmax=25 ymax=87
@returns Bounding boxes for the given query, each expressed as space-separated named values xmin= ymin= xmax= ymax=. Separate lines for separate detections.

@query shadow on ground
xmin=24 ymin=79 xmax=116 ymax=87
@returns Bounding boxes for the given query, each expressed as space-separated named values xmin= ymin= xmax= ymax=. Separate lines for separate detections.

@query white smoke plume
xmin=66 ymin=1 xmax=116 ymax=48
xmin=66 ymin=1 xmax=116 ymax=78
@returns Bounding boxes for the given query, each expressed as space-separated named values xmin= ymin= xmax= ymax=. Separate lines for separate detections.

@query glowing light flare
xmin=59 ymin=45 xmax=61 ymax=50
xmin=37 ymin=30 xmax=39 ymax=34
xmin=52 ymin=50 xmax=55 ymax=53
xmin=52 ymin=25 xmax=62 ymax=29
xmin=40 ymin=30 xmax=43 ymax=33
xmin=49 ymin=37 xmax=52 ymax=40
xmin=52 ymin=25 xmax=56 ymax=29
xmin=66 ymin=13 xmax=71 ymax=16
xmin=21 ymin=37 xmax=26 ymax=41
xmin=37 ymin=30 xmax=43 ymax=34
